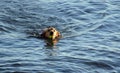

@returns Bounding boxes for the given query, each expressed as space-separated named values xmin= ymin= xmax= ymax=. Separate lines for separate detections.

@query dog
xmin=40 ymin=27 xmax=61 ymax=46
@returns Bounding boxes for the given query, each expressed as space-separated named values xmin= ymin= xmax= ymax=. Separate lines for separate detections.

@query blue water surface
xmin=0 ymin=0 xmax=120 ymax=73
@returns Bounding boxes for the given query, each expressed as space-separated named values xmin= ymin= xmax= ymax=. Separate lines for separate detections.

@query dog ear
xmin=40 ymin=31 xmax=46 ymax=38
xmin=57 ymin=32 xmax=62 ymax=39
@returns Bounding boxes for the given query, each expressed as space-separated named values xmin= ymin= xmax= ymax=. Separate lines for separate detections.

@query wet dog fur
xmin=40 ymin=27 xmax=61 ymax=46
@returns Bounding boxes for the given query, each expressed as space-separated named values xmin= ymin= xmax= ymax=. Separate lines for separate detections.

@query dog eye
xmin=53 ymin=30 xmax=55 ymax=32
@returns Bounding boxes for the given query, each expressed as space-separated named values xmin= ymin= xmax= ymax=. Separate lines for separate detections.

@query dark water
xmin=0 ymin=0 xmax=120 ymax=73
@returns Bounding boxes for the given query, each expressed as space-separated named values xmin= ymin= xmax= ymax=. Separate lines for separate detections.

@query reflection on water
xmin=43 ymin=45 xmax=59 ymax=57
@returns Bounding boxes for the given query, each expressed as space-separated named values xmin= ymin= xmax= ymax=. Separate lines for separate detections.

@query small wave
xmin=84 ymin=61 xmax=114 ymax=70
xmin=0 ymin=22 xmax=16 ymax=33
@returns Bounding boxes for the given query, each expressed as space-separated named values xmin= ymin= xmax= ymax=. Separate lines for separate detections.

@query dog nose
xmin=50 ymin=31 xmax=53 ymax=35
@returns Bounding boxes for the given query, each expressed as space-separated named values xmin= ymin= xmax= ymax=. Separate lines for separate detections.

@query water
xmin=0 ymin=0 xmax=120 ymax=73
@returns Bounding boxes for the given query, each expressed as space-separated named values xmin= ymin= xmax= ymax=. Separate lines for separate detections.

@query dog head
xmin=40 ymin=27 xmax=61 ymax=46
xmin=41 ymin=27 xmax=61 ymax=40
